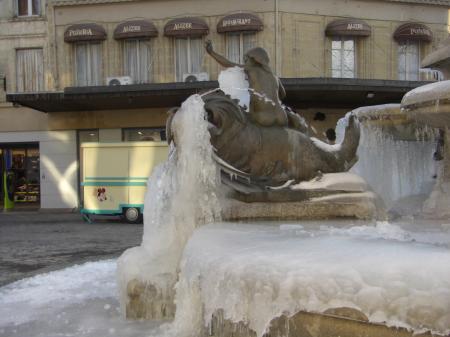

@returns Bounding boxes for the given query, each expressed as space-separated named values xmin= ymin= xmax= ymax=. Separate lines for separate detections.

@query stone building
xmin=0 ymin=0 xmax=449 ymax=210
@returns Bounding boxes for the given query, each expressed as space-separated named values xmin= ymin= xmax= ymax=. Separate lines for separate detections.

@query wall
xmin=0 ymin=104 xmax=49 ymax=131
xmin=50 ymin=0 xmax=449 ymax=87
xmin=48 ymin=108 xmax=167 ymax=130
xmin=0 ymin=130 xmax=78 ymax=209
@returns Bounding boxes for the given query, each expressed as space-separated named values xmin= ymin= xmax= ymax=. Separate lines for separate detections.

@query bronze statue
xmin=205 ymin=40 xmax=306 ymax=131
xmin=167 ymin=43 xmax=360 ymax=189
xmin=203 ymin=93 xmax=359 ymax=185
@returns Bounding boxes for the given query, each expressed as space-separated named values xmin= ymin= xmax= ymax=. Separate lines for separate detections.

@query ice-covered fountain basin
xmin=178 ymin=221 xmax=450 ymax=336
xmin=401 ymin=80 xmax=450 ymax=128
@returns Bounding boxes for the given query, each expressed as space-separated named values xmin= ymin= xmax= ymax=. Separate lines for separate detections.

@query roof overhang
xmin=6 ymin=78 xmax=431 ymax=113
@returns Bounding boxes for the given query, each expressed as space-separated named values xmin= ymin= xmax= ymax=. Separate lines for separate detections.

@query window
xmin=16 ymin=0 xmax=40 ymax=16
xmin=123 ymin=39 xmax=152 ymax=84
xmin=226 ymin=33 xmax=257 ymax=64
xmin=123 ymin=128 xmax=166 ymax=142
xmin=331 ymin=37 xmax=355 ymax=78
xmin=16 ymin=48 xmax=44 ymax=92
xmin=74 ymin=43 xmax=103 ymax=86
xmin=175 ymin=37 xmax=203 ymax=81
xmin=398 ymin=41 xmax=420 ymax=81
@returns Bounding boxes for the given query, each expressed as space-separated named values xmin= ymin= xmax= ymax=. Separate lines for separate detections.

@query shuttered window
xmin=331 ymin=37 xmax=356 ymax=78
xmin=398 ymin=41 xmax=420 ymax=81
xmin=17 ymin=0 xmax=40 ymax=16
xmin=226 ymin=33 xmax=257 ymax=64
xmin=16 ymin=48 xmax=44 ymax=92
xmin=123 ymin=39 xmax=152 ymax=84
xmin=74 ymin=43 xmax=103 ymax=86
xmin=175 ymin=37 xmax=203 ymax=81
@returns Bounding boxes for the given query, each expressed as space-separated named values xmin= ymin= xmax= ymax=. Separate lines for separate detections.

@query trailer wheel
xmin=123 ymin=207 xmax=142 ymax=224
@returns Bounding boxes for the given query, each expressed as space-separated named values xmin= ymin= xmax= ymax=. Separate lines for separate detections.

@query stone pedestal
xmin=222 ymin=173 xmax=386 ymax=221
xmin=209 ymin=309 xmax=448 ymax=337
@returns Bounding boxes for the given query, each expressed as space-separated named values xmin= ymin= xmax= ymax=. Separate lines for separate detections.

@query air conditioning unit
xmin=183 ymin=72 xmax=210 ymax=83
xmin=419 ymin=68 xmax=444 ymax=82
xmin=106 ymin=76 xmax=133 ymax=86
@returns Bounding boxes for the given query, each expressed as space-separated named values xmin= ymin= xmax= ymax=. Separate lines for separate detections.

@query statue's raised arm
xmin=205 ymin=40 xmax=242 ymax=68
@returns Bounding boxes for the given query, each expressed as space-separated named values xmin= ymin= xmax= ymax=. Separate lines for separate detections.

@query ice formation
xmin=0 ymin=259 xmax=163 ymax=337
xmin=171 ymin=222 xmax=450 ymax=337
xmin=117 ymin=94 xmax=221 ymax=311
xmin=217 ymin=66 xmax=250 ymax=110
xmin=351 ymin=122 xmax=436 ymax=209
xmin=402 ymin=80 xmax=450 ymax=106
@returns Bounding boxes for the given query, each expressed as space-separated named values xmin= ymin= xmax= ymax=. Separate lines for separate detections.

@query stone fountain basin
xmin=401 ymin=80 xmax=450 ymax=129
xmin=177 ymin=221 xmax=450 ymax=337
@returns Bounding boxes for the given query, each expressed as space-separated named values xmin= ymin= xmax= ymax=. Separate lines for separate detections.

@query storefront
xmin=1 ymin=143 xmax=40 ymax=210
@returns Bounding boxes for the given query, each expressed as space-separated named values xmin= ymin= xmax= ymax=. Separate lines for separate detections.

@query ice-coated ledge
xmin=173 ymin=222 xmax=450 ymax=337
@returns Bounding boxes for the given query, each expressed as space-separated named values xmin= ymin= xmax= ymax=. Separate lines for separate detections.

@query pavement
xmin=0 ymin=211 xmax=143 ymax=286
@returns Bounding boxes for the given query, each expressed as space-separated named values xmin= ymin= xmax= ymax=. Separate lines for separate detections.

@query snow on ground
xmin=2 ymin=221 xmax=450 ymax=337
xmin=0 ymin=259 xmax=163 ymax=337
xmin=173 ymin=221 xmax=450 ymax=337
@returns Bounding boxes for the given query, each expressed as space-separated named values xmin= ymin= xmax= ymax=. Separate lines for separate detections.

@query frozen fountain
xmin=115 ymin=43 xmax=449 ymax=337
xmin=1 ymin=44 xmax=450 ymax=337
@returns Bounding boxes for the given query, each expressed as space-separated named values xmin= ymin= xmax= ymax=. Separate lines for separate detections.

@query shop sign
xmin=64 ymin=23 xmax=107 ymax=42
xmin=217 ymin=13 xmax=263 ymax=33
xmin=347 ymin=23 xmax=364 ymax=30
xmin=164 ymin=17 xmax=209 ymax=37
xmin=394 ymin=23 xmax=433 ymax=42
xmin=114 ymin=20 xmax=158 ymax=40
xmin=325 ymin=19 xmax=371 ymax=37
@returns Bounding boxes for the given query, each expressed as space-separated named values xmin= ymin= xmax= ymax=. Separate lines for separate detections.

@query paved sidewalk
xmin=0 ymin=211 xmax=143 ymax=286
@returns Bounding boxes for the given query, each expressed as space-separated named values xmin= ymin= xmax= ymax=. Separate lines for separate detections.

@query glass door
xmin=11 ymin=147 xmax=40 ymax=205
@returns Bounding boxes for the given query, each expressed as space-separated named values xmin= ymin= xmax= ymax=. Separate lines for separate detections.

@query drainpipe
xmin=51 ymin=3 xmax=60 ymax=90
xmin=274 ymin=0 xmax=280 ymax=76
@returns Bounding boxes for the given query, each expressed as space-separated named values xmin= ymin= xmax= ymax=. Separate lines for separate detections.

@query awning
xmin=394 ymin=23 xmax=433 ymax=42
xmin=114 ymin=20 xmax=158 ymax=40
xmin=325 ymin=19 xmax=371 ymax=37
xmin=6 ymin=78 xmax=430 ymax=112
xmin=422 ymin=36 xmax=450 ymax=69
xmin=164 ymin=17 xmax=209 ymax=37
xmin=217 ymin=13 xmax=263 ymax=33
xmin=64 ymin=23 xmax=107 ymax=42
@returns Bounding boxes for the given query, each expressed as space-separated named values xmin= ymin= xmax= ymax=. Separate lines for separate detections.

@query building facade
xmin=0 ymin=0 xmax=449 ymax=210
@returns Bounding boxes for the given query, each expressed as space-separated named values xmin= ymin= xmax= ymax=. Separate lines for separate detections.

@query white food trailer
xmin=80 ymin=142 xmax=169 ymax=223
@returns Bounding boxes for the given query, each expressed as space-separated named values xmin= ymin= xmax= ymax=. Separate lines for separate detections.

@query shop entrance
xmin=1 ymin=144 xmax=40 ymax=211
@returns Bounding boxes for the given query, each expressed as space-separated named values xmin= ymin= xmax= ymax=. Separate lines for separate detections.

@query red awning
xmin=114 ymin=20 xmax=158 ymax=40
xmin=164 ymin=17 xmax=209 ymax=37
xmin=325 ymin=19 xmax=371 ymax=37
xmin=217 ymin=13 xmax=263 ymax=33
xmin=394 ymin=23 xmax=433 ymax=42
xmin=64 ymin=23 xmax=107 ymax=42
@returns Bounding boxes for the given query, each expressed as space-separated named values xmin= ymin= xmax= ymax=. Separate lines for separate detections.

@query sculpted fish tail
xmin=337 ymin=114 xmax=360 ymax=170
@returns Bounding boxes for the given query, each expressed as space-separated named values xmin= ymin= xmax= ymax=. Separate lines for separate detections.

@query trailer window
xmin=122 ymin=128 xmax=166 ymax=142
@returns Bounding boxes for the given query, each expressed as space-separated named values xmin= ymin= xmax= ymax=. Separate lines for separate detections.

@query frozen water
xmin=2 ymin=221 xmax=449 ymax=337
xmin=117 ymin=94 xmax=221 ymax=311
xmin=402 ymin=80 xmax=450 ymax=106
xmin=218 ymin=66 xmax=250 ymax=110
xmin=172 ymin=221 xmax=450 ymax=337
xmin=0 ymin=259 xmax=164 ymax=337
xmin=351 ymin=122 xmax=436 ymax=209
